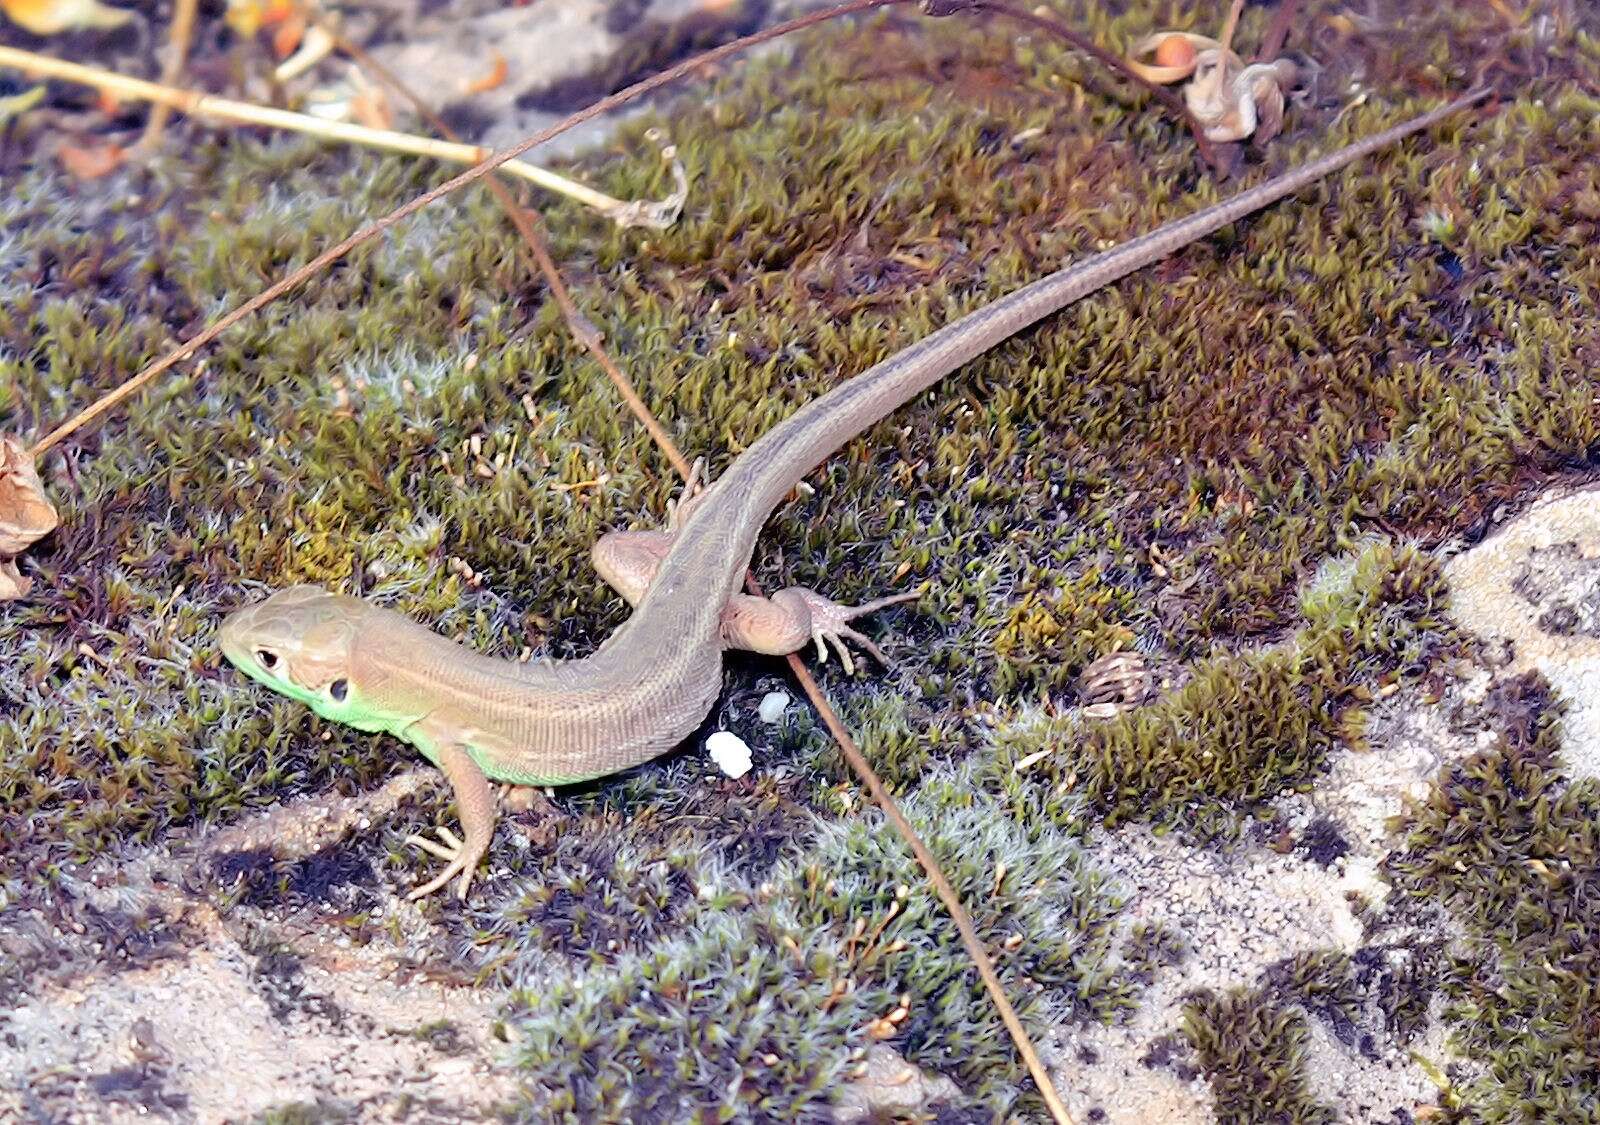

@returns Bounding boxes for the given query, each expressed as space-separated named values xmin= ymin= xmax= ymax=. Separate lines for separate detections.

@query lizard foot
xmin=797 ymin=585 xmax=925 ymax=676
xmin=404 ymin=825 xmax=487 ymax=900
xmin=666 ymin=456 xmax=708 ymax=531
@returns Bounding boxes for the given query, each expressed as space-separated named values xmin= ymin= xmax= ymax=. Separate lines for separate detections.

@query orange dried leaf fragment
xmin=462 ymin=51 xmax=508 ymax=96
xmin=0 ymin=435 xmax=58 ymax=600
xmin=57 ymin=139 xmax=126 ymax=179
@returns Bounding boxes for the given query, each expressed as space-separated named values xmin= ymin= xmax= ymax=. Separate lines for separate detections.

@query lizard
xmin=219 ymin=91 xmax=1485 ymax=899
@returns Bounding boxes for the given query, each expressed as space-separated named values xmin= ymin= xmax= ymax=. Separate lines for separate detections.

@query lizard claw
xmin=803 ymin=586 xmax=924 ymax=676
xmin=666 ymin=456 xmax=708 ymax=532
xmin=404 ymin=825 xmax=480 ymax=900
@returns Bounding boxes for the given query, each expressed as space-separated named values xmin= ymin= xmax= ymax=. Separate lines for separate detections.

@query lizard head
xmin=220 ymin=585 xmax=378 ymax=726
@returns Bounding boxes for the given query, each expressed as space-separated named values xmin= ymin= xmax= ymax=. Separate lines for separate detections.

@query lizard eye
xmin=256 ymin=649 xmax=278 ymax=671
xmin=328 ymin=679 xmax=348 ymax=702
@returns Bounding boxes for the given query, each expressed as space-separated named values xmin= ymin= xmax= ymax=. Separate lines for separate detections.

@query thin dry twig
xmin=330 ymin=30 xmax=697 ymax=483
xmin=1255 ymin=0 xmax=1301 ymax=62
xmin=1216 ymin=0 xmax=1246 ymax=60
xmin=135 ymin=0 xmax=198 ymax=151
xmin=775 ymin=638 xmax=1074 ymax=1123
xmin=25 ymin=0 xmax=907 ymax=460
xmin=0 ymin=45 xmax=650 ymax=221
xmin=341 ymin=22 xmax=1070 ymax=1118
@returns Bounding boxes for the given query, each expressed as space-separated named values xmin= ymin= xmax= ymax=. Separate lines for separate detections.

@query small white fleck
xmin=707 ymin=731 xmax=753 ymax=778
xmin=757 ymin=691 xmax=791 ymax=724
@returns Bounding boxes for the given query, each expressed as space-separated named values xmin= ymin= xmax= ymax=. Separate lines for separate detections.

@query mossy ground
xmin=3 ymin=0 xmax=1600 ymax=1119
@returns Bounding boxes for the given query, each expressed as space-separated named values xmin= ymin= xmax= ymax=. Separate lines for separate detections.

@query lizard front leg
xmin=403 ymin=729 xmax=496 ymax=900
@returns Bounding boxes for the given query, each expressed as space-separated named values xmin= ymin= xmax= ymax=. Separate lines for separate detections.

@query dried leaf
xmin=1248 ymin=61 xmax=1296 ymax=144
xmin=0 ymin=436 xmax=56 ymax=556
xmin=1 ymin=0 xmax=134 ymax=35
xmin=1184 ymin=54 xmax=1297 ymax=143
xmin=224 ymin=0 xmax=295 ymax=36
xmin=0 ymin=434 xmax=57 ymax=601
xmin=1 ymin=559 xmax=33 ymax=600
xmin=270 ymin=9 xmax=306 ymax=60
xmin=57 ymin=139 xmax=126 ymax=179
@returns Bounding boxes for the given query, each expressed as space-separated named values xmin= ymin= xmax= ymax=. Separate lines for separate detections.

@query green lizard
xmin=220 ymin=93 xmax=1484 ymax=899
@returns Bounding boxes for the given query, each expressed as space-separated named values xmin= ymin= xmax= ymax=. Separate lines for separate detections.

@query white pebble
xmin=758 ymin=691 xmax=792 ymax=724
xmin=707 ymin=731 xmax=753 ymax=778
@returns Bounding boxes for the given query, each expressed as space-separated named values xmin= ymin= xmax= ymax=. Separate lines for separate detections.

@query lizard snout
xmin=218 ymin=585 xmax=353 ymax=678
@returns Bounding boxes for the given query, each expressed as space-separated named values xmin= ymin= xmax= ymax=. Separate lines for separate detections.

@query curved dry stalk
xmin=0 ymin=44 xmax=661 ymax=224
xmin=135 ymin=0 xmax=198 ymax=150
xmin=328 ymin=30 xmax=696 ymax=482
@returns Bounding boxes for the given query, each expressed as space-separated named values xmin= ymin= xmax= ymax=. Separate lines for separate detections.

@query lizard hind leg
xmin=723 ymin=585 xmax=924 ymax=676
xmin=590 ymin=529 xmax=673 ymax=607
xmin=589 ymin=458 xmax=711 ymax=608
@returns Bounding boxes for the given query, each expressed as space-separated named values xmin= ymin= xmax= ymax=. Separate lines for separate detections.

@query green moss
xmin=793 ymin=764 xmax=1132 ymax=1113
xmin=506 ymin=904 xmax=887 ymax=1122
xmin=1182 ymin=989 xmax=1335 ymax=1124
xmin=992 ymin=569 xmax=1143 ymax=698
xmin=2 ymin=0 xmax=1600 ymax=1114
xmin=3 ymin=3 xmax=1590 ymax=882
xmin=253 ymin=1100 xmax=352 ymax=1125
xmin=1387 ymin=675 xmax=1600 ymax=1121
xmin=466 ymin=839 xmax=704 ymax=974
xmin=997 ymin=542 xmax=1456 ymax=837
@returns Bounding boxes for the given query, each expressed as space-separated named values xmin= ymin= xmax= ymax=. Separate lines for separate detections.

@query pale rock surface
xmin=1445 ymin=485 xmax=1600 ymax=779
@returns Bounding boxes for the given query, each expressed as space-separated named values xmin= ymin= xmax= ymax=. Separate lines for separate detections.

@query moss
xmin=2 ymin=0 xmax=1600 ymax=1114
xmin=992 ymin=570 xmax=1144 ymax=698
xmin=1387 ymin=675 xmax=1600 ymax=1121
xmin=3 ymin=2 xmax=1588 ymax=882
xmin=253 ymin=1101 xmax=352 ymax=1125
xmin=411 ymin=1020 xmax=471 ymax=1056
xmin=997 ymin=541 xmax=1457 ymax=838
xmin=1119 ymin=921 xmax=1187 ymax=988
xmin=469 ymin=839 xmax=703 ymax=972
xmin=506 ymin=903 xmax=887 ymax=1122
xmin=793 ymin=765 xmax=1133 ymax=1113
xmin=1182 ymin=989 xmax=1335 ymax=1124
